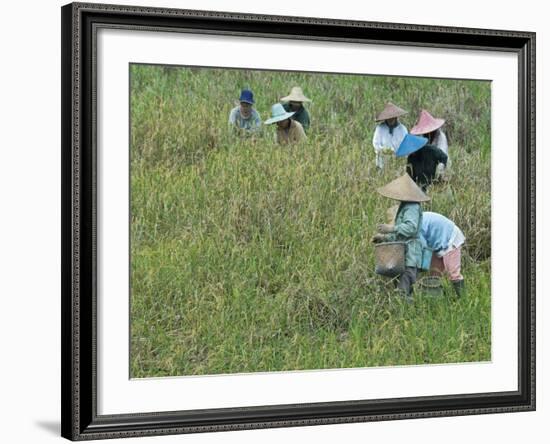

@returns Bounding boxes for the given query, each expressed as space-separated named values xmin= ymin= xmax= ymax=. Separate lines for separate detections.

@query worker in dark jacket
xmin=280 ymin=86 xmax=311 ymax=131
xmin=407 ymin=144 xmax=448 ymax=190
xmin=395 ymin=133 xmax=448 ymax=190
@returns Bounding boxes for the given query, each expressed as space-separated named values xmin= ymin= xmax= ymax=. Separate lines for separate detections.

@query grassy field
xmin=129 ymin=64 xmax=491 ymax=378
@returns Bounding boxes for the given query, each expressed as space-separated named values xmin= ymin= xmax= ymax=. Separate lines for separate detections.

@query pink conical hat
xmin=410 ymin=110 xmax=445 ymax=135
xmin=375 ymin=102 xmax=408 ymax=122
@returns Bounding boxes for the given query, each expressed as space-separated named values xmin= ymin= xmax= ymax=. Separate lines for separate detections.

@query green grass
xmin=129 ymin=64 xmax=491 ymax=378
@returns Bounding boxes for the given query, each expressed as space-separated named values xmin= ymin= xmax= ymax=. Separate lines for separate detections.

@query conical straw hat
xmin=377 ymin=174 xmax=431 ymax=202
xmin=410 ymin=109 xmax=445 ymax=135
xmin=280 ymin=86 xmax=311 ymax=103
xmin=375 ymin=102 xmax=408 ymax=122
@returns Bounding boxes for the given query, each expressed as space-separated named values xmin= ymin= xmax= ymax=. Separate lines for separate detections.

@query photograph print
xmin=129 ymin=64 xmax=491 ymax=378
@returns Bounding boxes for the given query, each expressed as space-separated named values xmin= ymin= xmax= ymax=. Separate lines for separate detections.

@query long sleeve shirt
xmin=432 ymin=129 xmax=448 ymax=156
xmin=386 ymin=202 xmax=423 ymax=268
xmin=372 ymin=122 xmax=408 ymax=169
xmin=420 ymin=212 xmax=465 ymax=257
xmin=283 ymin=104 xmax=310 ymax=131
xmin=406 ymin=144 xmax=448 ymax=188
xmin=276 ymin=119 xmax=307 ymax=145
xmin=433 ymin=129 xmax=449 ymax=175
xmin=228 ymin=106 xmax=262 ymax=132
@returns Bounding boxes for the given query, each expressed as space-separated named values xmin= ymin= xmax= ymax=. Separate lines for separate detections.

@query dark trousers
xmin=397 ymin=267 xmax=418 ymax=296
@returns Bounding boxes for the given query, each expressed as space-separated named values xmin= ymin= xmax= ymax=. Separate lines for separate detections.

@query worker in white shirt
xmin=372 ymin=102 xmax=408 ymax=170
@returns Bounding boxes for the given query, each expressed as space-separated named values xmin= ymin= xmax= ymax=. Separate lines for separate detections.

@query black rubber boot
xmin=397 ymin=267 xmax=417 ymax=303
xmin=452 ymin=279 xmax=465 ymax=298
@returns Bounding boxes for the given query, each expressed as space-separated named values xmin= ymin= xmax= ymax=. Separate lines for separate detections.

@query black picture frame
xmin=61 ymin=2 xmax=536 ymax=440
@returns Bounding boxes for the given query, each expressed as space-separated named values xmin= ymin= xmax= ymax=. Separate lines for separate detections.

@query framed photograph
xmin=61 ymin=2 xmax=535 ymax=440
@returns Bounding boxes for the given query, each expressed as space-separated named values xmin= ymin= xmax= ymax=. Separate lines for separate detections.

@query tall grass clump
xmin=130 ymin=64 xmax=491 ymax=377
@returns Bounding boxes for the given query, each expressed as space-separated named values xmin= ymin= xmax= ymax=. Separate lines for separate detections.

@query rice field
xmin=129 ymin=64 xmax=491 ymax=378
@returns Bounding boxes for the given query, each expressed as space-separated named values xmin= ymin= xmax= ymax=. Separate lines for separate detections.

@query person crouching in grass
xmin=421 ymin=211 xmax=466 ymax=297
xmin=264 ymin=103 xmax=306 ymax=145
xmin=404 ymin=134 xmax=448 ymax=191
xmin=280 ymin=86 xmax=311 ymax=132
xmin=372 ymin=174 xmax=430 ymax=302
xmin=228 ymin=89 xmax=262 ymax=135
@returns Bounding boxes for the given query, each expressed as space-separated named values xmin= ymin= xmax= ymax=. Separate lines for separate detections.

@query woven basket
xmin=418 ymin=276 xmax=443 ymax=297
xmin=374 ymin=241 xmax=406 ymax=277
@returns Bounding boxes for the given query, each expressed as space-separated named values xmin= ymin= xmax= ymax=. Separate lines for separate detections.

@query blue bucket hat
xmin=264 ymin=103 xmax=295 ymax=125
xmin=239 ymin=89 xmax=255 ymax=104
xmin=395 ymin=134 xmax=428 ymax=157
